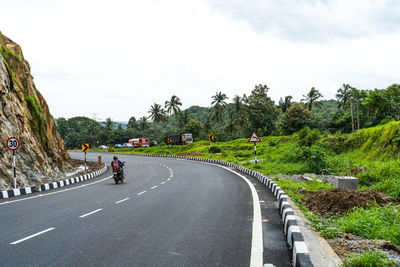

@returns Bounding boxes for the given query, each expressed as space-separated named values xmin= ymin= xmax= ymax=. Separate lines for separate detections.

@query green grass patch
xmin=342 ymin=249 xmax=396 ymax=267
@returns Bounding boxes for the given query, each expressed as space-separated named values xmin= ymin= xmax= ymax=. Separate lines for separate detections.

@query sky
xmin=1 ymin=0 xmax=400 ymax=122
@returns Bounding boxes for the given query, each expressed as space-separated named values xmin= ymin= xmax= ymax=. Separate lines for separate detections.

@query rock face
xmin=0 ymin=33 xmax=72 ymax=189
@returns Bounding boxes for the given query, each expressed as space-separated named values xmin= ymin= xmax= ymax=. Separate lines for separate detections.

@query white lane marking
xmin=79 ymin=208 xmax=103 ymax=218
xmin=217 ymin=165 xmax=264 ymax=267
xmin=160 ymin=182 xmax=166 ymax=185
xmin=167 ymin=178 xmax=171 ymax=181
xmin=137 ymin=191 xmax=146 ymax=195
xmin=151 ymin=186 xmax=158 ymax=189
xmin=115 ymin=197 xmax=130 ymax=204
xmin=0 ymin=175 xmax=113 ymax=206
xmin=10 ymin=228 xmax=55 ymax=245
xmin=170 ymin=174 xmax=173 ymax=177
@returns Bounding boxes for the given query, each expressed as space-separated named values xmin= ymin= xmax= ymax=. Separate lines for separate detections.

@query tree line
xmin=56 ymin=83 xmax=400 ymax=148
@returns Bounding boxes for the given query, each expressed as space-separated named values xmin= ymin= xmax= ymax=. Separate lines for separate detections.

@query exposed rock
xmin=0 ymin=32 xmax=73 ymax=189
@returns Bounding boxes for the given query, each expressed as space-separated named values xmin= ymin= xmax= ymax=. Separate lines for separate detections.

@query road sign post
xmin=7 ymin=137 xmax=20 ymax=189
xmin=248 ymin=131 xmax=261 ymax=164
xmin=82 ymin=144 xmax=89 ymax=172
xmin=208 ymin=135 xmax=214 ymax=157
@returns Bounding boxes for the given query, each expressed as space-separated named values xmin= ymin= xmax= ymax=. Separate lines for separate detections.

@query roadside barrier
xmin=133 ymin=153 xmax=313 ymax=267
xmin=0 ymin=164 xmax=107 ymax=199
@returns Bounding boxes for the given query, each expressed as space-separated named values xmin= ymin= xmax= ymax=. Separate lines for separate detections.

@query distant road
xmin=0 ymin=152 xmax=290 ymax=266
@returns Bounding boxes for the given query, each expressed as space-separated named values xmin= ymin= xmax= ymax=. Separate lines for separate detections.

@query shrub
xmin=298 ymin=126 xmax=320 ymax=147
xmin=209 ymin=146 xmax=221 ymax=153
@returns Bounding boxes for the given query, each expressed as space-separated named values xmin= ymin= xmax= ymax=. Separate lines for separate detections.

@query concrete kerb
xmin=130 ymin=153 xmax=314 ymax=267
xmin=0 ymin=164 xmax=108 ymax=199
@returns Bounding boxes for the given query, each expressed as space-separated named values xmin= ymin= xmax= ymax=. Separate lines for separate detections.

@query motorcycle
xmin=113 ymin=161 xmax=125 ymax=184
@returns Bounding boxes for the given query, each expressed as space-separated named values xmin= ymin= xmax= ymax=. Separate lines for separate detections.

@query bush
xmin=298 ymin=126 xmax=320 ymax=147
xmin=209 ymin=146 xmax=221 ymax=153
xmin=282 ymin=146 xmax=331 ymax=174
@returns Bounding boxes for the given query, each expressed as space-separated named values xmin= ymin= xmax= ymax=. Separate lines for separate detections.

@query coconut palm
xmin=165 ymin=95 xmax=182 ymax=115
xmin=301 ymin=87 xmax=323 ymax=111
xmin=148 ymin=103 xmax=167 ymax=123
xmin=177 ymin=110 xmax=191 ymax=129
xmin=336 ymin=84 xmax=355 ymax=131
xmin=211 ymin=91 xmax=228 ymax=123
xmin=137 ymin=116 xmax=150 ymax=133
xmin=279 ymin=95 xmax=293 ymax=113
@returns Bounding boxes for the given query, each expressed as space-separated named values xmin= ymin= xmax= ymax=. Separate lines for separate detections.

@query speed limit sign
xmin=7 ymin=137 xmax=20 ymax=151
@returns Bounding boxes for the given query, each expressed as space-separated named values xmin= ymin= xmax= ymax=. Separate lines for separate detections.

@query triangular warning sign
xmin=248 ymin=131 xmax=261 ymax=142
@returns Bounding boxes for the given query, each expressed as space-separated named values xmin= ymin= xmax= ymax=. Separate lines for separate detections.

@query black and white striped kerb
xmin=131 ymin=153 xmax=314 ymax=266
xmin=1 ymin=166 xmax=107 ymax=199
xmin=39 ymin=165 xmax=107 ymax=192
xmin=0 ymin=186 xmax=35 ymax=199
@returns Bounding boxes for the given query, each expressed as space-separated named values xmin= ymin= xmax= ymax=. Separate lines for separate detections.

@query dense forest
xmin=56 ymin=83 xmax=400 ymax=149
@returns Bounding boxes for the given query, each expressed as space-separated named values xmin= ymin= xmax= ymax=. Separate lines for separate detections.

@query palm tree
xmin=165 ymin=95 xmax=182 ymax=115
xmin=301 ymin=87 xmax=323 ymax=111
xmin=104 ymin=118 xmax=115 ymax=130
xmin=279 ymin=95 xmax=293 ymax=113
xmin=211 ymin=91 xmax=228 ymax=122
xmin=148 ymin=103 xmax=167 ymax=123
xmin=336 ymin=84 xmax=354 ymax=131
xmin=137 ymin=116 xmax=150 ymax=134
xmin=178 ymin=110 xmax=191 ymax=129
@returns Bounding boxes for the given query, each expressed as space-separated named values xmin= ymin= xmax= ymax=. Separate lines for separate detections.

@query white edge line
xmin=115 ymin=197 xmax=130 ymax=204
xmin=137 ymin=191 xmax=146 ymax=195
xmin=218 ymin=165 xmax=263 ymax=267
xmin=79 ymin=208 xmax=103 ymax=218
xmin=10 ymin=227 xmax=55 ymax=245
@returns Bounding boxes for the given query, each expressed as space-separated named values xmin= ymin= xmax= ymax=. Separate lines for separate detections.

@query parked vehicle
xmin=129 ymin=137 xmax=149 ymax=147
xmin=167 ymin=133 xmax=193 ymax=145
xmin=114 ymin=144 xmax=123 ymax=148
xmin=150 ymin=140 xmax=158 ymax=147
xmin=123 ymin=143 xmax=133 ymax=148
xmin=99 ymin=145 xmax=108 ymax=149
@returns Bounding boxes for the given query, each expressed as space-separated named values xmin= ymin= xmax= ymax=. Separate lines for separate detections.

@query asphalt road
xmin=0 ymin=152 xmax=290 ymax=266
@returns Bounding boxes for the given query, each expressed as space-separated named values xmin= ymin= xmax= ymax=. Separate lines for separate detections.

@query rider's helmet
xmin=113 ymin=156 xmax=118 ymax=160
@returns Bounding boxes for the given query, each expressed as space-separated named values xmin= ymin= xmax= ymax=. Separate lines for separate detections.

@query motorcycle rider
xmin=111 ymin=156 xmax=124 ymax=177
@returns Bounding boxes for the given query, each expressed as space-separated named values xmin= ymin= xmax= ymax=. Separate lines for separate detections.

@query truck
xmin=129 ymin=137 xmax=150 ymax=148
xmin=167 ymin=133 xmax=193 ymax=145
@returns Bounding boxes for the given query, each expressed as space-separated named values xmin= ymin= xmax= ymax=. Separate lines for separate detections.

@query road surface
xmin=0 ymin=152 xmax=291 ymax=266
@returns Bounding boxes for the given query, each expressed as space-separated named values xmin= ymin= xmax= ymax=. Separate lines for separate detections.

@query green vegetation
xmin=25 ymin=95 xmax=47 ymax=146
xmin=342 ymin=250 xmax=396 ymax=267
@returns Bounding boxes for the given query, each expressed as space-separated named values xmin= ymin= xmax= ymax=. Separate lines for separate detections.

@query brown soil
xmin=303 ymin=188 xmax=398 ymax=216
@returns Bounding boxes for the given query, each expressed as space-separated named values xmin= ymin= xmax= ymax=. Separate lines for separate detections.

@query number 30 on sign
xmin=7 ymin=137 xmax=20 ymax=150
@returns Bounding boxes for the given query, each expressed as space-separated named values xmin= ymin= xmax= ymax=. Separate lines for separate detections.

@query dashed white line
xmin=160 ymin=182 xmax=166 ymax=185
xmin=167 ymin=178 xmax=171 ymax=181
xmin=79 ymin=208 xmax=103 ymax=218
xmin=137 ymin=191 xmax=146 ymax=195
xmin=10 ymin=228 xmax=55 ymax=245
xmin=151 ymin=186 xmax=158 ymax=189
xmin=115 ymin=197 xmax=130 ymax=204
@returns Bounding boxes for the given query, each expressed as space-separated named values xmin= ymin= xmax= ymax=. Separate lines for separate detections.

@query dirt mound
xmin=303 ymin=188 xmax=398 ymax=216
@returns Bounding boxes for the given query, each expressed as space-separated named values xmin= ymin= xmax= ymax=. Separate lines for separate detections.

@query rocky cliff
xmin=0 ymin=32 xmax=72 ymax=189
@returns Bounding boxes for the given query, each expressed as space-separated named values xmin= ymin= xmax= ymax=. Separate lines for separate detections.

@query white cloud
xmin=0 ymin=0 xmax=399 ymax=121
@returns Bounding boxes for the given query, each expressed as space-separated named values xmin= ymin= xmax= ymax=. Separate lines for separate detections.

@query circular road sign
xmin=7 ymin=137 xmax=20 ymax=151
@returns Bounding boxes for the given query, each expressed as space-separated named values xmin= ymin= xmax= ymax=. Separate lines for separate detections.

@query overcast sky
xmin=1 ymin=0 xmax=399 ymax=121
